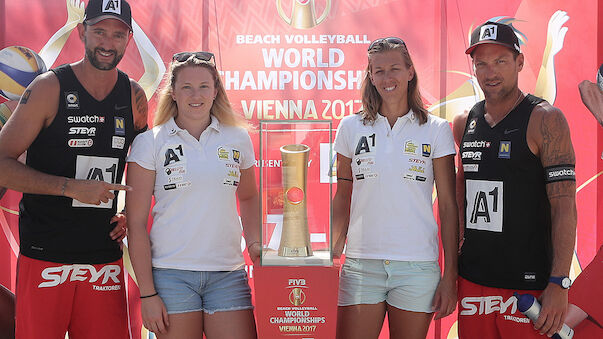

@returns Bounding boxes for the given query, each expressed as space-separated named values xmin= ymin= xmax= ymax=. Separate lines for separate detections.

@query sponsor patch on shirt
xmin=524 ymin=272 xmax=537 ymax=282
xmin=218 ymin=147 xmax=230 ymax=161
xmin=164 ymin=181 xmax=191 ymax=190
xmin=403 ymin=173 xmax=427 ymax=182
xmin=462 ymin=151 xmax=482 ymax=161
xmin=422 ymin=144 xmax=431 ymax=157
xmin=69 ymin=126 xmax=96 ymax=136
xmin=408 ymin=157 xmax=426 ymax=165
xmin=167 ymin=175 xmax=184 ymax=184
xmin=466 ymin=118 xmax=477 ymax=134
xmin=165 ymin=165 xmax=186 ymax=176
xmin=404 ymin=140 xmax=418 ymax=155
xmin=223 ymin=178 xmax=239 ymax=186
xmin=463 ymin=164 xmax=479 ymax=172
xmin=498 ymin=141 xmax=511 ymax=159
xmin=114 ymin=117 xmax=125 ymax=136
xmin=463 ymin=140 xmax=491 ymax=149
xmin=68 ymin=138 xmax=93 ymax=148
xmin=67 ymin=115 xmax=105 ymax=124
xmin=355 ymin=156 xmax=375 ymax=166
xmin=232 ymin=149 xmax=240 ymax=163
xmin=65 ymin=91 xmax=80 ymax=109
xmin=112 ymin=136 xmax=125 ymax=149
xmin=355 ymin=173 xmax=377 ymax=180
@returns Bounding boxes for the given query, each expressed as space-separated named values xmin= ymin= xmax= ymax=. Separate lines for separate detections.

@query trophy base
xmin=278 ymin=246 xmax=313 ymax=257
xmin=262 ymin=250 xmax=331 ymax=266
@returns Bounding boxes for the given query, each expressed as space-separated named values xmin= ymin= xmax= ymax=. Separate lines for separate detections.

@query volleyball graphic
xmin=0 ymin=46 xmax=47 ymax=101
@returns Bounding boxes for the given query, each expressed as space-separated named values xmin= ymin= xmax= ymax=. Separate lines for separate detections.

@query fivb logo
xmin=480 ymin=24 xmax=498 ymax=41
xmin=103 ymin=0 xmax=122 ymax=15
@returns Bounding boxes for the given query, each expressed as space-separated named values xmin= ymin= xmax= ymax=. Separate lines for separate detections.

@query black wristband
xmin=140 ymin=292 xmax=158 ymax=299
xmin=337 ymin=177 xmax=353 ymax=182
xmin=544 ymin=164 xmax=575 ymax=183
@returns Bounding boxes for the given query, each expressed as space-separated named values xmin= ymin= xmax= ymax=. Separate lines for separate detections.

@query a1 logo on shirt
xmin=164 ymin=144 xmax=186 ymax=166
xmin=72 ymin=155 xmax=120 ymax=209
xmin=354 ymin=133 xmax=376 ymax=155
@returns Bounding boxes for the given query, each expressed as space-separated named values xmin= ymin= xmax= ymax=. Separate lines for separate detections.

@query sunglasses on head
xmin=368 ymin=37 xmax=406 ymax=51
xmin=172 ymin=51 xmax=215 ymax=63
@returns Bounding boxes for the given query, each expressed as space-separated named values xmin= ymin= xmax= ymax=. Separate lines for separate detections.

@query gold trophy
xmin=289 ymin=287 xmax=306 ymax=306
xmin=276 ymin=0 xmax=331 ymax=30
xmin=279 ymin=144 xmax=313 ymax=257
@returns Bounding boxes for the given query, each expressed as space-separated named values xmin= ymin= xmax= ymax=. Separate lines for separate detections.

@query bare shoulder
xmin=130 ymin=79 xmax=148 ymax=131
xmin=528 ymin=101 xmax=574 ymax=166
xmin=13 ymin=71 xmax=60 ymax=124
xmin=452 ymin=110 xmax=469 ymax=145
xmin=0 ymin=71 xmax=60 ymax=157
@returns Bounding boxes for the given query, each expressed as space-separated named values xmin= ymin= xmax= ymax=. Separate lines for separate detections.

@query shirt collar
xmin=377 ymin=109 xmax=416 ymax=124
xmin=207 ymin=115 xmax=221 ymax=133
xmin=165 ymin=115 xmax=221 ymax=136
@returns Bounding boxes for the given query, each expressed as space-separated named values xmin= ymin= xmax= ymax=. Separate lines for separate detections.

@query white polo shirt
xmin=334 ymin=111 xmax=455 ymax=261
xmin=127 ymin=116 xmax=255 ymax=271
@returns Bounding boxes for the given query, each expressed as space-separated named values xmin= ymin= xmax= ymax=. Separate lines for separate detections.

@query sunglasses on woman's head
xmin=172 ymin=51 xmax=215 ymax=63
xmin=368 ymin=37 xmax=406 ymax=51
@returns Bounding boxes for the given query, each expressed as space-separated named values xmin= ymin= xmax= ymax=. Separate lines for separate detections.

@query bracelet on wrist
xmin=140 ymin=292 xmax=158 ymax=299
xmin=61 ymin=178 xmax=69 ymax=196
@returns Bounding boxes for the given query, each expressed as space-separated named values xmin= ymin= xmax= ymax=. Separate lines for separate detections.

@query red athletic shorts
xmin=458 ymin=277 xmax=544 ymax=339
xmin=15 ymin=255 xmax=129 ymax=339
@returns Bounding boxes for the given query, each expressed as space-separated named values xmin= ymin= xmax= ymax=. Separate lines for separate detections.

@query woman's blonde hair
xmin=154 ymin=56 xmax=248 ymax=128
xmin=359 ymin=39 xmax=428 ymax=125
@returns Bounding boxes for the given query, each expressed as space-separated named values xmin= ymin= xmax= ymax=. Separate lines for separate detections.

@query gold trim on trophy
xmin=276 ymin=0 xmax=331 ymax=29
xmin=289 ymin=287 xmax=306 ymax=306
xmin=279 ymin=144 xmax=313 ymax=257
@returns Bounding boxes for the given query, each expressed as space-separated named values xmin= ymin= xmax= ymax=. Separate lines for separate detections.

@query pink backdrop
xmin=1 ymin=1 xmax=601 ymax=338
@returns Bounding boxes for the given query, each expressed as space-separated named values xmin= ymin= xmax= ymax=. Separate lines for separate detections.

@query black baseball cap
xmin=84 ymin=0 xmax=132 ymax=31
xmin=465 ymin=21 xmax=520 ymax=55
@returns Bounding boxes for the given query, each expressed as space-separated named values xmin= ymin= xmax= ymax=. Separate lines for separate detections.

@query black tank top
xmin=459 ymin=94 xmax=552 ymax=290
xmin=19 ymin=64 xmax=139 ymax=264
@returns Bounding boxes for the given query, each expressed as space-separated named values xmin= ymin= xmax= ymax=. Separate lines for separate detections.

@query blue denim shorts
xmin=152 ymin=267 xmax=253 ymax=314
xmin=338 ymin=258 xmax=441 ymax=313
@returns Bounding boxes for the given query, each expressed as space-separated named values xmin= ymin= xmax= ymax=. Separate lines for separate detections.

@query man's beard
xmin=85 ymin=46 xmax=124 ymax=71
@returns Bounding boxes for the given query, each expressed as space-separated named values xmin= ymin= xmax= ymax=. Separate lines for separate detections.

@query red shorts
xmin=458 ymin=277 xmax=543 ymax=339
xmin=15 ymin=255 xmax=129 ymax=339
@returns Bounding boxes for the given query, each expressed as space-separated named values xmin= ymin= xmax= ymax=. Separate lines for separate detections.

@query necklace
xmin=486 ymin=90 xmax=524 ymax=127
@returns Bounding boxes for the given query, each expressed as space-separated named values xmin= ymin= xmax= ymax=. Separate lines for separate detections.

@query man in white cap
xmin=0 ymin=0 xmax=147 ymax=337
xmin=453 ymin=21 xmax=577 ymax=338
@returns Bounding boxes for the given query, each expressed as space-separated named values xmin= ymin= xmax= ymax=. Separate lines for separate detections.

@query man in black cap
xmin=0 ymin=0 xmax=147 ymax=337
xmin=452 ymin=21 xmax=577 ymax=338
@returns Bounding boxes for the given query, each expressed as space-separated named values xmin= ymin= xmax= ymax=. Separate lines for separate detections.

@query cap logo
xmin=479 ymin=25 xmax=498 ymax=41
xmin=102 ymin=0 xmax=122 ymax=15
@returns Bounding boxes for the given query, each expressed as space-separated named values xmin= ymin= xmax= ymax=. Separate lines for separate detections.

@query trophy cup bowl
xmin=278 ymin=144 xmax=313 ymax=257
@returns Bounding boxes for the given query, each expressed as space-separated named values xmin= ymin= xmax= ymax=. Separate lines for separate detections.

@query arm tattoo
xmin=19 ymin=90 xmax=31 ymax=104
xmin=540 ymin=111 xmax=575 ymax=198
xmin=133 ymin=84 xmax=148 ymax=130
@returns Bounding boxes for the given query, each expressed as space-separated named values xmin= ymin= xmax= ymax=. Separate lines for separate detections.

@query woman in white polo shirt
xmin=126 ymin=52 xmax=259 ymax=338
xmin=333 ymin=38 xmax=459 ymax=339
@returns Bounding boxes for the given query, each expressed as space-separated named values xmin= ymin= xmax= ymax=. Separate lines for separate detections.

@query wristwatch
xmin=549 ymin=276 xmax=571 ymax=289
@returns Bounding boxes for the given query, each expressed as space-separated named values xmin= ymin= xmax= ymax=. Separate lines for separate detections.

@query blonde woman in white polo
xmin=126 ymin=52 xmax=259 ymax=339
xmin=333 ymin=38 xmax=459 ymax=339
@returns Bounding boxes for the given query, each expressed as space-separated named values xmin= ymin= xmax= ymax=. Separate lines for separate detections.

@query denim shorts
xmin=152 ymin=267 xmax=253 ymax=314
xmin=338 ymin=258 xmax=441 ymax=313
